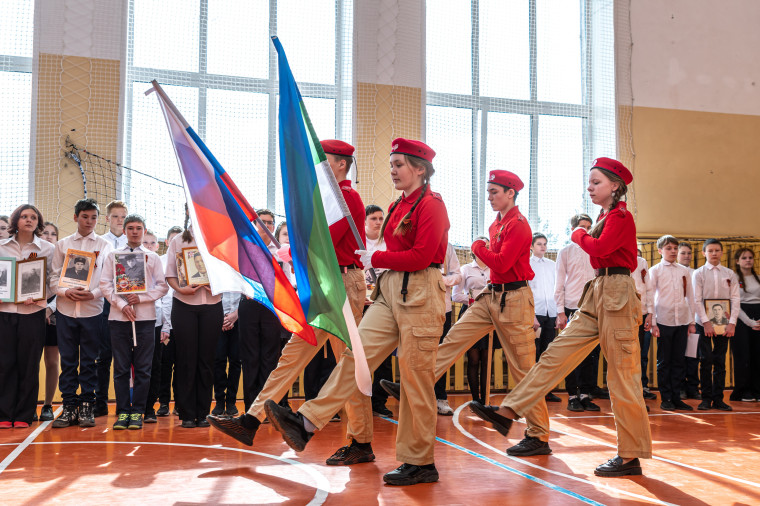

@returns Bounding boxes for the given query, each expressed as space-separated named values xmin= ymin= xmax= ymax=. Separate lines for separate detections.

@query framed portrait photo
xmin=59 ymin=249 xmax=97 ymax=290
xmin=114 ymin=251 xmax=147 ymax=294
xmin=175 ymin=253 xmax=188 ymax=288
xmin=15 ymin=257 xmax=46 ymax=303
xmin=705 ymin=299 xmax=730 ymax=335
xmin=182 ymin=247 xmax=209 ymax=286
xmin=0 ymin=257 xmax=16 ymax=303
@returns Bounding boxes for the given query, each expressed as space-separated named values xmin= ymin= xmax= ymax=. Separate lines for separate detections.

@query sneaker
xmin=379 ymin=380 xmax=401 ymax=401
xmin=225 ymin=403 xmax=239 ymax=417
xmin=567 ymin=397 xmax=584 ymax=412
xmin=642 ymin=389 xmax=657 ymax=400
xmin=207 ymin=413 xmax=260 ymax=446
xmin=325 ymin=441 xmax=376 ymax=466
xmin=373 ymin=405 xmax=393 ymax=417
xmin=437 ymin=399 xmax=454 ymax=416
xmin=211 ymin=401 xmax=226 ymax=416
xmin=383 ymin=463 xmax=439 ymax=486
xmin=590 ymin=387 xmax=610 ymax=400
xmin=156 ymin=404 xmax=170 ymax=417
xmin=113 ymin=413 xmax=130 ymax=430
xmin=507 ymin=435 xmax=552 ymax=456
xmin=264 ymin=399 xmax=313 ymax=452
xmin=580 ymin=397 xmax=601 ymax=412
xmin=128 ymin=413 xmax=143 ymax=429
xmin=672 ymin=399 xmax=693 ymax=411
xmin=144 ymin=410 xmax=158 ymax=423
xmin=741 ymin=396 xmax=757 ymax=402
xmin=93 ymin=404 xmax=109 ymax=418
xmin=713 ymin=400 xmax=732 ymax=411
xmin=545 ymin=392 xmax=561 ymax=403
xmin=39 ymin=404 xmax=55 ymax=421
xmin=660 ymin=400 xmax=676 ymax=411
xmin=697 ymin=400 xmax=712 ymax=410
xmin=79 ymin=402 xmax=95 ymax=427
xmin=196 ymin=419 xmax=210 ymax=428
xmin=172 ymin=408 xmax=179 ymax=416
xmin=181 ymin=420 xmax=197 ymax=428
xmin=0 ymin=422 xmax=11 ymax=429
xmin=52 ymin=405 xmax=79 ymax=428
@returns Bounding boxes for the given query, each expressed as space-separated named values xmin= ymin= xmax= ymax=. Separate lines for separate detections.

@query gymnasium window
xmin=0 ymin=1 xmax=34 ymax=212
xmin=124 ymin=0 xmax=353 ymax=234
xmin=426 ymin=0 xmax=616 ymax=248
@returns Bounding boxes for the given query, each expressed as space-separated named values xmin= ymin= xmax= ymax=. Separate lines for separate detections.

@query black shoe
xmin=39 ymin=404 xmax=54 ymax=422
xmin=181 ymin=420 xmax=197 ymax=428
xmin=591 ymin=387 xmax=610 ymax=400
xmin=567 ymin=397 xmax=584 ymax=412
xmin=225 ymin=403 xmax=239 ymax=417
xmin=660 ymin=401 xmax=675 ymax=411
xmin=264 ymin=399 xmax=313 ymax=452
xmin=686 ymin=392 xmax=702 ymax=400
xmin=326 ymin=441 xmax=376 ymax=466
xmin=113 ymin=413 xmax=130 ymax=430
xmin=207 ymin=413 xmax=260 ymax=446
xmin=468 ymin=401 xmax=513 ymax=437
xmin=379 ymin=380 xmax=400 ymax=401
xmin=33 ymin=412 xmax=38 ymax=422
xmin=157 ymin=404 xmax=170 ymax=417
xmin=144 ymin=411 xmax=158 ymax=423
xmin=697 ymin=400 xmax=712 ymax=410
xmin=383 ymin=463 xmax=439 ymax=486
xmin=211 ymin=401 xmax=225 ymax=416
xmin=713 ymin=400 xmax=732 ymax=411
xmin=507 ymin=436 xmax=552 ymax=456
xmin=128 ymin=413 xmax=143 ymax=430
xmin=729 ymin=391 xmax=743 ymax=402
xmin=580 ymin=397 xmax=601 ymax=412
xmin=680 ymin=390 xmax=687 ymax=400
xmin=52 ymin=405 xmax=79 ymax=428
xmin=594 ymin=456 xmax=642 ymax=477
xmin=545 ymin=393 xmax=561 ymax=403
xmin=373 ymin=405 xmax=393 ymax=417
xmin=79 ymin=402 xmax=95 ymax=427
xmin=642 ymin=389 xmax=657 ymax=400
xmin=196 ymin=418 xmax=210 ymax=428
xmin=672 ymin=399 xmax=693 ymax=411
xmin=93 ymin=404 xmax=109 ymax=418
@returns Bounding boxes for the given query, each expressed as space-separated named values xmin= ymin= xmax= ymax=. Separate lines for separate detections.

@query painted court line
xmin=450 ymin=405 xmax=674 ymax=506
xmin=381 ymin=415 xmax=604 ymax=505
xmin=547 ymin=411 xmax=760 ymax=420
xmin=0 ymin=407 xmax=62 ymax=474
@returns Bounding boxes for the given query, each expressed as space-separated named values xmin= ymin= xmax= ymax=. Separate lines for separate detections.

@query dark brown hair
xmin=734 ymin=247 xmax=760 ymax=291
xmin=379 ymin=155 xmax=435 ymax=241
xmin=9 ymin=204 xmax=45 ymax=237
xmin=182 ymin=203 xmax=194 ymax=243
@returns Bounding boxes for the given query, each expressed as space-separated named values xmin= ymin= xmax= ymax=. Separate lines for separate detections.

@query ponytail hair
xmin=589 ymin=169 xmax=628 ymax=239
xmin=378 ymin=155 xmax=435 ymax=242
xmin=182 ymin=203 xmax=193 ymax=243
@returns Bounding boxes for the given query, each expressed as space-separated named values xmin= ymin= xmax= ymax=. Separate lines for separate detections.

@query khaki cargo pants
xmin=299 ymin=267 xmax=446 ymax=465
xmin=246 ymin=268 xmax=374 ymax=443
xmin=435 ymin=285 xmax=550 ymax=441
xmin=504 ymin=274 xmax=652 ymax=459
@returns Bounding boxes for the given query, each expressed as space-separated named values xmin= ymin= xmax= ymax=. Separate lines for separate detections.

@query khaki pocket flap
xmin=438 ymin=279 xmax=446 ymax=292
xmin=412 ymin=326 xmax=441 ymax=339
xmin=614 ymin=328 xmax=635 ymax=342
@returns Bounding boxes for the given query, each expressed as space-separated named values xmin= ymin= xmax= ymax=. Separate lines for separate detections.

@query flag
xmin=272 ymin=36 xmax=372 ymax=395
xmin=149 ymin=80 xmax=315 ymax=345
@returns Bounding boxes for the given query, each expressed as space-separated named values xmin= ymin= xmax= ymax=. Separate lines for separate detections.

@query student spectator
xmin=101 ymin=215 xmax=168 ymax=430
xmin=529 ymin=233 xmax=560 ymax=402
xmin=633 ymin=250 xmax=656 ymax=400
xmin=40 ymin=221 xmax=60 ymax=421
xmin=96 ymin=200 xmax=129 ymax=417
xmin=157 ymin=226 xmax=182 ymax=417
xmin=0 ymin=215 xmax=10 ymax=239
xmin=692 ymin=239 xmax=740 ymax=411
xmin=646 ymin=236 xmax=697 ymax=411
xmin=731 ymin=248 xmax=760 ymax=402
xmin=434 ymin=242 xmax=462 ymax=416
xmin=212 ymin=292 xmax=242 ymax=416
xmin=165 ymin=213 xmax=223 ymax=428
xmin=141 ymin=230 xmax=163 ymax=423
xmin=49 ymin=200 xmax=112 ymax=428
xmin=0 ymin=205 xmax=55 ymax=428
xmin=677 ymin=242 xmax=700 ymax=400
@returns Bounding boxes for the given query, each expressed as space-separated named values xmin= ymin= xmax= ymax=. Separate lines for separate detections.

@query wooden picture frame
xmin=15 ymin=257 xmax=46 ymax=303
xmin=704 ymin=299 xmax=730 ymax=335
xmin=58 ymin=249 xmax=97 ymax=290
xmin=114 ymin=251 xmax=148 ymax=294
xmin=182 ymin=247 xmax=209 ymax=286
xmin=175 ymin=252 xmax=188 ymax=288
xmin=0 ymin=257 xmax=16 ymax=303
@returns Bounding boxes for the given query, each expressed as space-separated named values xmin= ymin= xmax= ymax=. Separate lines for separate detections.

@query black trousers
xmin=563 ymin=308 xmax=599 ymax=396
xmin=172 ymin=299 xmax=223 ymax=422
xmin=304 ymin=341 xmax=337 ymax=401
xmin=110 ymin=320 xmax=155 ymax=414
xmin=96 ymin=301 xmax=113 ymax=409
xmin=56 ymin=312 xmax=101 ymax=407
xmin=238 ymin=298 xmax=284 ymax=410
xmin=434 ymin=311 xmax=453 ymax=400
xmin=213 ymin=321 xmax=241 ymax=405
xmin=158 ymin=330 xmax=177 ymax=406
xmin=0 ymin=311 xmax=45 ymax=423
xmin=535 ymin=314 xmax=556 ymax=361
xmin=639 ymin=314 xmax=651 ymax=389
xmin=145 ymin=326 xmax=163 ymax=413
xmin=697 ymin=324 xmax=729 ymax=402
xmin=732 ymin=303 xmax=760 ymax=399
xmin=656 ymin=324 xmax=688 ymax=403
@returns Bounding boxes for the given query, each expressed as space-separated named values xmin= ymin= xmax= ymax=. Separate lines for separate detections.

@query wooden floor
xmin=1 ymin=393 xmax=759 ymax=505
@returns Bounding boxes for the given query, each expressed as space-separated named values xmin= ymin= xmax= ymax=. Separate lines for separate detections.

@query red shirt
xmin=472 ymin=205 xmax=534 ymax=284
xmin=372 ymin=186 xmax=450 ymax=272
xmin=329 ymin=180 xmax=366 ymax=267
xmin=571 ymin=202 xmax=637 ymax=272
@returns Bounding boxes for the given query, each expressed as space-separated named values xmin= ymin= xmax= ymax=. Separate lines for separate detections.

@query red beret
xmin=488 ymin=170 xmax=524 ymax=192
xmin=390 ymin=138 xmax=435 ymax=163
xmin=592 ymin=157 xmax=632 ymax=185
xmin=321 ymin=139 xmax=355 ymax=157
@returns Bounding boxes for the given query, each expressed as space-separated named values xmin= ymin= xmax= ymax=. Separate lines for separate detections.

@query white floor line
xmin=453 ymin=404 xmax=676 ymax=506
xmin=547 ymin=410 xmax=760 ymax=420
xmin=0 ymin=407 xmax=62 ymax=474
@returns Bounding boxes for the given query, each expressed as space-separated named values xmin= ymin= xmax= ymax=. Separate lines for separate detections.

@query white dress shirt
xmin=102 ymin=231 xmax=128 ymax=250
xmin=50 ymin=231 xmax=113 ymax=318
xmin=441 ymin=243 xmax=462 ymax=313
xmin=100 ymin=244 xmax=168 ymax=322
xmin=158 ymin=254 xmax=175 ymax=332
xmin=647 ymin=260 xmax=696 ymax=327
xmin=737 ymin=273 xmax=760 ymax=326
xmin=364 ymin=235 xmax=387 ymax=281
xmin=554 ymin=242 xmax=595 ymax=312
xmin=453 ymin=261 xmax=489 ymax=304
xmin=0 ymin=235 xmax=55 ymax=314
xmin=632 ymin=256 xmax=650 ymax=314
xmin=529 ymin=255 xmax=557 ymax=318
xmin=692 ymin=263 xmax=741 ymax=325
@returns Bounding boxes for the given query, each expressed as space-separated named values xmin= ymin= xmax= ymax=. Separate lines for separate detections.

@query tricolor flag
xmin=273 ymin=36 xmax=372 ymax=395
xmin=149 ymin=80 xmax=315 ymax=345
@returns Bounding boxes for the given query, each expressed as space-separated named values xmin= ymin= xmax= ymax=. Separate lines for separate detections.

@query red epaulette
xmin=430 ymin=192 xmax=443 ymax=201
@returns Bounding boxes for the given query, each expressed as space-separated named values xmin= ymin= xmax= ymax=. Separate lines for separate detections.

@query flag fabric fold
xmin=149 ymin=80 xmax=315 ymax=345
xmin=272 ymin=36 xmax=372 ymax=396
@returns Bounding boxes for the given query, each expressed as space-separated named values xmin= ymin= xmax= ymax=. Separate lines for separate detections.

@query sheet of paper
xmin=685 ymin=333 xmax=699 ymax=358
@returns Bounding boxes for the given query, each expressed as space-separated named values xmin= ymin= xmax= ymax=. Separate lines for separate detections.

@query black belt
xmin=340 ymin=264 xmax=359 ymax=273
xmin=487 ymin=281 xmax=528 ymax=292
xmin=595 ymin=267 xmax=630 ymax=277
xmin=400 ymin=263 xmax=444 ymax=302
